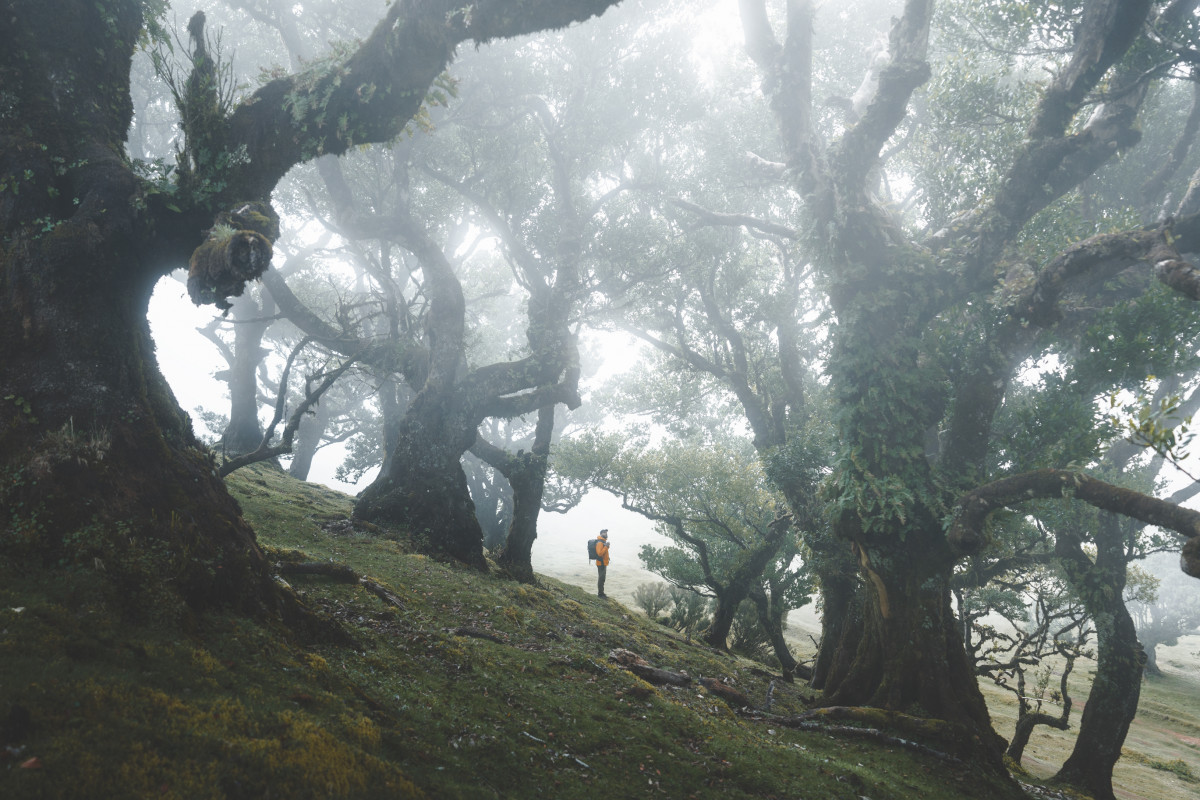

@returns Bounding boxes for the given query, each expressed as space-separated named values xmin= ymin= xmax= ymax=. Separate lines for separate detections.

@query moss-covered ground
xmin=0 ymin=462 xmax=1192 ymax=799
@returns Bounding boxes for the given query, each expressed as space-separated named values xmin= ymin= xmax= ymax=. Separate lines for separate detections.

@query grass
xmin=0 ymin=462 xmax=1195 ymax=798
xmin=974 ymin=644 xmax=1200 ymax=800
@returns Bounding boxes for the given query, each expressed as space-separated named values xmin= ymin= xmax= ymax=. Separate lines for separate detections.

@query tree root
xmin=743 ymin=707 xmax=964 ymax=764
xmin=271 ymin=553 xmax=410 ymax=612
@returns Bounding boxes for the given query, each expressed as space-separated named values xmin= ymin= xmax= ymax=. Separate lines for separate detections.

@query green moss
xmin=1126 ymin=753 xmax=1200 ymax=783
xmin=0 ymin=462 xmax=1132 ymax=799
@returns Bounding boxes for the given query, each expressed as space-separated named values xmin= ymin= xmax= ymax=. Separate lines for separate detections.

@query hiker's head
xmin=599 ymin=530 xmax=608 ymax=540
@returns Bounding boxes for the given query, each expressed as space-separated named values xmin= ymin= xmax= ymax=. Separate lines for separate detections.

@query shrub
xmin=666 ymin=586 xmax=710 ymax=636
xmin=632 ymin=582 xmax=672 ymax=618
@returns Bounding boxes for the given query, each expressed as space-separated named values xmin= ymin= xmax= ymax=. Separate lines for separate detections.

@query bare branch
xmin=219 ymin=342 xmax=359 ymax=476
xmin=669 ymin=198 xmax=797 ymax=240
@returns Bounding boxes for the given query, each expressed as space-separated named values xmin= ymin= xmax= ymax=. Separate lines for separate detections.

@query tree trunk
xmin=0 ymin=3 xmax=304 ymax=625
xmin=814 ymin=260 xmax=1005 ymax=757
xmin=0 ymin=184 xmax=293 ymax=623
xmin=814 ymin=579 xmax=862 ymax=692
xmin=464 ymin=451 xmax=512 ymax=552
xmin=808 ymin=544 xmax=860 ymax=691
xmin=1007 ymin=656 xmax=1074 ymax=763
xmin=1053 ymin=606 xmax=1143 ymax=800
xmin=820 ymin=536 xmax=1006 ymax=761
xmin=1008 ymin=712 xmax=1064 ymax=763
xmin=1054 ymin=517 xmax=1146 ymax=800
xmin=354 ymin=391 xmax=486 ymax=569
xmin=376 ymin=373 xmax=405 ymax=479
xmin=220 ymin=293 xmax=273 ymax=455
xmin=495 ymin=406 xmax=555 ymax=583
xmin=704 ymin=588 xmax=741 ymax=650
xmin=288 ymin=400 xmax=330 ymax=481
xmin=694 ymin=514 xmax=793 ymax=652
xmin=0 ymin=293 xmax=274 ymax=616
xmin=1143 ymin=641 xmax=1162 ymax=677
xmin=750 ymin=586 xmax=799 ymax=681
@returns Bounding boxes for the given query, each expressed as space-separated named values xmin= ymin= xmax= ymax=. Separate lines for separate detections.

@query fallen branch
xmin=741 ymin=706 xmax=968 ymax=764
xmin=273 ymin=558 xmax=411 ymax=613
xmin=782 ymin=706 xmax=959 ymax=738
xmin=608 ymin=648 xmax=692 ymax=686
xmin=359 ymin=577 xmax=407 ymax=611
xmin=700 ymin=676 xmax=751 ymax=708
xmin=275 ymin=561 xmax=359 ymax=582
xmin=446 ymin=626 xmax=507 ymax=644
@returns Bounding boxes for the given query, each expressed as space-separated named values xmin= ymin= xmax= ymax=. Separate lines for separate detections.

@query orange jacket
xmin=595 ymin=538 xmax=610 ymax=567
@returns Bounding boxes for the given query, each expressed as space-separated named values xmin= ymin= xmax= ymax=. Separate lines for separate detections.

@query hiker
xmin=594 ymin=529 xmax=610 ymax=598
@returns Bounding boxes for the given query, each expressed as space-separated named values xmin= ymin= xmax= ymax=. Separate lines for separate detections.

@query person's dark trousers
xmin=597 ymin=565 xmax=607 ymax=597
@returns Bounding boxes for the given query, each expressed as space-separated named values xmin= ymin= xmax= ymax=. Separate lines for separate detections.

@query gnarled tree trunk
xmin=0 ymin=2 xmax=286 ymax=621
xmin=356 ymin=389 xmax=487 ymax=568
xmin=820 ymin=531 xmax=1002 ymax=758
xmin=1 ymin=0 xmax=621 ymax=615
xmin=1053 ymin=516 xmax=1147 ymax=800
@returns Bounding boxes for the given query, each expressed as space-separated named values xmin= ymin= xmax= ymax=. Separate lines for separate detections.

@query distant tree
xmin=1130 ymin=553 xmax=1200 ymax=676
xmin=198 ymin=289 xmax=274 ymax=456
xmin=958 ymin=562 xmax=1091 ymax=762
xmin=463 ymin=453 xmax=514 ymax=553
xmin=556 ymin=430 xmax=808 ymax=673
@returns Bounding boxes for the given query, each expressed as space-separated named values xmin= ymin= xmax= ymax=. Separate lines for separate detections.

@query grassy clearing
xmin=974 ymin=642 xmax=1200 ymax=800
xmin=0 ymin=462 xmax=1194 ymax=798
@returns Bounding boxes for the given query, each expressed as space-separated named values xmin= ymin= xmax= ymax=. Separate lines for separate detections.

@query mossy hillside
xmin=0 ymin=567 xmax=418 ymax=798
xmin=5 ymin=462 xmax=1027 ymax=799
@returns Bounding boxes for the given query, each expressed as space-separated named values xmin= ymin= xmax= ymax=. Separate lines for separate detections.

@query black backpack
xmin=587 ymin=538 xmax=600 ymax=561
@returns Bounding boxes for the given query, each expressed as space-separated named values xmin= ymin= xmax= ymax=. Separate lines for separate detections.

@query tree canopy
xmin=7 ymin=1 xmax=1200 ymax=796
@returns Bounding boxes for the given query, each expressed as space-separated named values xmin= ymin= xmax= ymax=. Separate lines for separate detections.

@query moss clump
xmin=1140 ymin=756 xmax=1199 ymax=783
xmin=186 ymin=229 xmax=272 ymax=311
xmin=185 ymin=201 xmax=280 ymax=311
